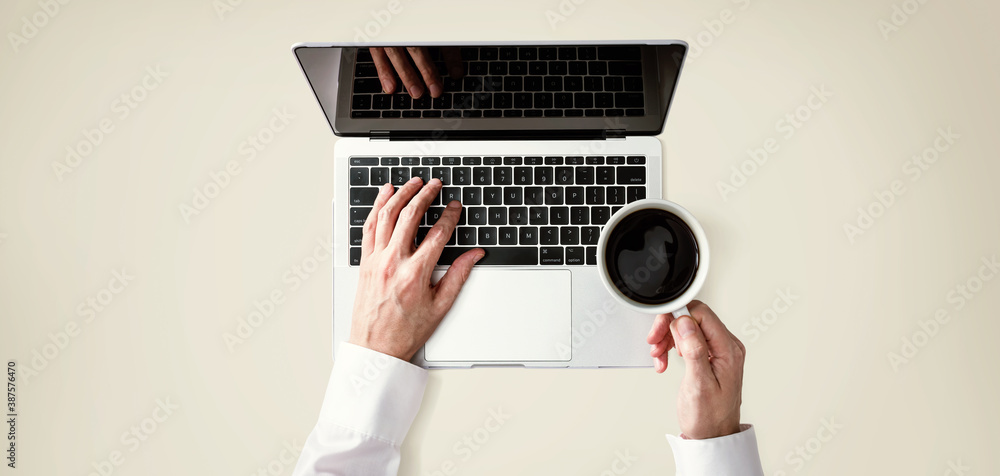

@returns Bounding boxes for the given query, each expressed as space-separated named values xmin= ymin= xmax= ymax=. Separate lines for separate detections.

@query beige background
xmin=1 ymin=0 xmax=998 ymax=474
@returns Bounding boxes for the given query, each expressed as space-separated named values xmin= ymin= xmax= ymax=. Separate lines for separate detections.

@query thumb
xmin=433 ymin=249 xmax=484 ymax=313
xmin=671 ymin=316 xmax=717 ymax=385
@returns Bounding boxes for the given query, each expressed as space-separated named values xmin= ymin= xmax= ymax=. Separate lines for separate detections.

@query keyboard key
xmin=433 ymin=94 xmax=452 ymax=109
xmin=463 ymin=157 xmax=482 ymax=165
xmin=569 ymin=61 xmax=588 ymax=75
xmin=473 ymin=167 xmax=491 ymax=185
xmin=373 ymin=94 xmax=393 ymax=109
xmin=570 ymin=207 xmax=589 ymax=225
xmin=426 ymin=207 xmax=445 ymax=224
xmin=484 ymin=187 xmax=503 ymax=205
xmin=350 ymin=157 xmax=379 ymax=166
xmin=411 ymin=167 xmax=430 ymax=183
xmin=350 ymin=207 xmax=371 ymax=226
xmin=541 ymin=227 xmax=559 ymax=245
xmin=402 ymin=157 xmax=420 ymax=165
xmin=586 ymin=246 xmax=597 ymax=265
xmin=591 ymin=206 xmax=611 ymax=225
xmin=540 ymin=247 xmax=563 ymax=265
xmin=354 ymin=78 xmax=382 ymax=93
xmin=596 ymin=166 xmax=614 ymax=184
xmin=617 ymin=166 xmax=647 ymax=184
xmin=625 ymin=109 xmax=644 ymax=116
xmin=555 ymin=92 xmax=573 ymax=108
xmin=534 ymin=92 xmax=553 ymax=108
xmin=627 ymin=155 xmax=646 ymax=164
xmin=588 ymin=61 xmax=607 ymax=75
xmin=380 ymin=157 xmax=400 ymax=166
xmin=607 ymin=186 xmax=626 ymax=205
xmin=549 ymin=61 xmax=567 ymax=75
xmin=504 ymin=187 xmax=523 ymax=205
xmin=354 ymin=62 xmax=377 ymax=77
xmin=438 ymin=247 xmax=537 ymax=265
xmin=575 ymin=167 xmax=595 ymax=184
xmin=370 ymin=168 xmax=389 ymax=185
xmin=391 ymin=167 xmax=410 ymax=185
xmin=604 ymin=77 xmax=623 ymax=92
xmin=443 ymin=157 xmax=461 ymax=165
xmin=558 ymin=47 xmax=577 ymax=60
xmin=519 ymin=226 xmax=538 ymax=245
xmin=392 ymin=94 xmax=412 ymax=109
xmin=509 ymin=61 xmax=527 ymax=75
xmin=627 ymin=186 xmax=646 ymax=202
xmin=530 ymin=207 xmax=548 ymax=225
xmin=525 ymin=187 xmax=545 ymax=205
xmin=499 ymin=47 xmax=518 ymax=60
xmin=544 ymin=187 xmax=564 ymax=205
xmin=566 ymin=246 xmax=585 ymax=265
xmin=598 ymin=46 xmax=641 ymax=60
xmin=615 ymin=92 xmax=645 ymax=108
xmin=514 ymin=92 xmax=533 ymax=108
xmin=431 ymin=167 xmax=450 ymax=185
xmin=609 ymin=61 xmax=643 ymax=76
xmin=545 ymin=156 xmax=564 ymax=165
xmin=413 ymin=96 xmax=432 ymax=109
xmin=578 ymin=47 xmax=597 ymax=60
xmin=422 ymin=157 xmax=441 ymax=165
xmin=534 ymin=167 xmax=553 ymax=185
xmin=350 ymin=168 xmax=368 ymax=185
xmin=566 ymin=186 xmax=585 ymax=204
xmin=586 ymin=156 xmax=604 ymax=165
xmin=565 ymin=109 xmax=584 ymax=117
xmin=349 ymin=187 xmax=380 ymax=205
xmin=539 ymin=47 xmax=557 ymax=60
xmin=606 ymin=156 xmax=625 ymax=165
xmin=582 ymin=226 xmax=600 ymax=245
xmin=495 ymin=93 xmax=513 ymax=108
xmin=525 ymin=156 xmax=544 ymax=165
xmin=381 ymin=110 xmax=401 ymax=118
xmin=519 ymin=47 xmax=537 ymax=60
xmin=442 ymin=187 xmax=462 ymax=204
xmin=488 ymin=208 xmax=507 ymax=225
xmin=350 ymin=247 xmax=362 ymax=266
xmin=352 ymin=95 xmax=371 ymax=110
xmin=509 ymin=206 xmax=528 ymax=225
xmin=478 ymin=227 xmax=498 ymax=245
xmin=560 ymin=227 xmax=579 ymax=245
xmin=543 ymin=77 xmax=562 ymax=92
xmin=525 ymin=76 xmax=543 ymax=91
xmin=467 ymin=206 xmax=487 ymax=224
xmin=566 ymin=156 xmax=584 ymax=165
xmin=564 ymin=76 xmax=583 ymax=91
xmin=499 ymin=227 xmax=518 ymax=245
xmin=624 ymin=77 xmax=644 ymax=91
xmin=551 ymin=207 xmax=570 ymax=225
xmin=493 ymin=167 xmax=513 ymax=185
xmin=453 ymin=167 xmax=472 ymax=185
xmin=464 ymin=189 xmax=483 ymax=206
xmin=555 ymin=167 xmax=574 ymax=185
xmin=514 ymin=167 xmax=533 ymax=185
xmin=530 ymin=61 xmax=547 ymax=75
xmin=457 ymin=227 xmax=477 ymax=245
xmin=586 ymin=187 xmax=605 ymax=205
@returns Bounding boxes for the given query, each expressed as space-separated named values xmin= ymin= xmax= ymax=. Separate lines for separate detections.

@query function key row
xmin=349 ymin=156 xmax=646 ymax=166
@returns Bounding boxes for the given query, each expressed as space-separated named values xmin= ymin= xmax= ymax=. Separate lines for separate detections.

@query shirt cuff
xmin=665 ymin=424 xmax=765 ymax=476
xmin=319 ymin=342 xmax=428 ymax=446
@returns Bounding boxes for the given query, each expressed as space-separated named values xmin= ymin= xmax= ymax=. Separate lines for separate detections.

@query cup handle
xmin=671 ymin=305 xmax=690 ymax=319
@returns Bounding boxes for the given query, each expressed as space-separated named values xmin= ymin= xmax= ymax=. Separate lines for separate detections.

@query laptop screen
xmin=293 ymin=41 xmax=686 ymax=139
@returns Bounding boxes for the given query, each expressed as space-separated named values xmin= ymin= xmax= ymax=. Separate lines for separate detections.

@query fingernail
xmin=473 ymin=250 xmax=485 ymax=263
xmin=378 ymin=183 xmax=390 ymax=195
xmin=429 ymin=178 xmax=441 ymax=186
xmin=409 ymin=176 xmax=422 ymax=184
xmin=447 ymin=200 xmax=461 ymax=209
xmin=676 ymin=316 xmax=696 ymax=339
xmin=429 ymin=83 xmax=443 ymax=98
xmin=411 ymin=85 xmax=425 ymax=98
xmin=381 ymin=79 xmax=392 ymax=94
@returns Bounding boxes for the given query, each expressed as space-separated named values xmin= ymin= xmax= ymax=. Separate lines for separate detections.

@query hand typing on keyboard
xmin=348 ymin=177 xmax=485 ymax=360
xmin=369 ymin=47 xmax=464 ymax=99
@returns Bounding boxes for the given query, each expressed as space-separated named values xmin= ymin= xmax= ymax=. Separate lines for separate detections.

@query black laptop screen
xmin=294 ymin=42 xmax=686 ymax=139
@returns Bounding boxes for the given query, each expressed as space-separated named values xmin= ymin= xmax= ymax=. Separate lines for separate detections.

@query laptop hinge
xmin=369 ymin=130 xmax=390 ymax=141
xmin=604 ymin=129 xmax=627 ymax=140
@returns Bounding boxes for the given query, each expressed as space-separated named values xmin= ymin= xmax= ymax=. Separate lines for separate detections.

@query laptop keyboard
xmin=350 ymin=46 xmax=646 ymax=119
xmin=347 ymin=155 xmax=647 ymax=266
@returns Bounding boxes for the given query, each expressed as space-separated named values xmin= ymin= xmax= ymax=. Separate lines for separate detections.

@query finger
xmin=433 ymin=247 xmax=485 ymax=314
xmin=374 ymin=177 xmax=423 ymax=250
xmin=670 ymin=316 xmax=720 ymax=388
xmin=441 ymin=47 xmax=465 ymax=79
xmin=390 ymin=178 xmax=441 ymax=248
xmin=654 ymin=354 xmax=667 ymax=373
xmin=650 ymin=337 xmax=671 ymax=357
xmin=647 ymin=313 xmax=673 ymax=344
xmin=370 ymin=47 xmax=397 ymax=94
xmin=687 ymin=300 xmax=741 ymax=361
xmin=361 ymin=183 xmax=394 ymax=258
xmin=414 ymin=200 xmax=462 ymax=267
xmin=407 ymin=47 xmax=443 ymax=98
xmin=384 ymin=47 xmax=425 ymax=98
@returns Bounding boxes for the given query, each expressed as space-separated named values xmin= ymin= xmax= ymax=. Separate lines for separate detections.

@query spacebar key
xmin=437 ymin=247 xmax=538 ymax=265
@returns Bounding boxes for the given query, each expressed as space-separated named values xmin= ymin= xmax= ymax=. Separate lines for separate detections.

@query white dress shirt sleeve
xmin=292 ymin=342 xmax=428 ymax=476
xmin=293 ymin=343 xmax=764 ymax=476
xmin=666 ymin=424 xmax=765 ymax=476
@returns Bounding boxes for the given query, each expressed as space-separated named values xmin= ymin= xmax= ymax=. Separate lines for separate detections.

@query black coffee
xmin=604 ymin=208 xmax=699 ymax=305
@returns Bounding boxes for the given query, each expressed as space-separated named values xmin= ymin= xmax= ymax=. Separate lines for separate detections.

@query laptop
xmin=292 ymin=41 xmax=687 ymax=368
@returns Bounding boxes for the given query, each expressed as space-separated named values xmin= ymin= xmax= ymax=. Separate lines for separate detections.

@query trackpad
xmin=425 ymin=269 xmax=571 ymax=362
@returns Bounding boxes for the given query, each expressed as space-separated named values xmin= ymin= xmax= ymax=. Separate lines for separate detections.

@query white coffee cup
xmin=596 ymin=199 xmax=710 ymax=318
